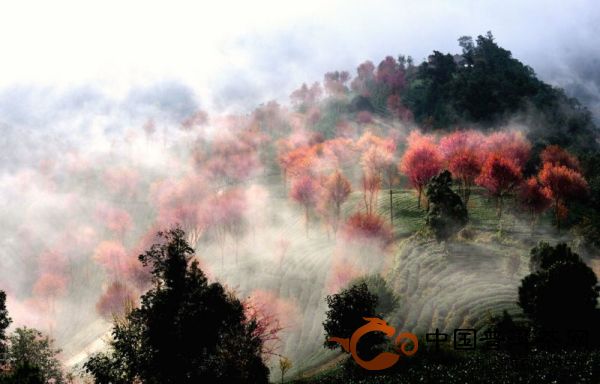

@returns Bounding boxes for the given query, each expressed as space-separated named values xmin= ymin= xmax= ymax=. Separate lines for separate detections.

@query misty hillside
xmin=1 ymin=30 xmax=600 ymax=384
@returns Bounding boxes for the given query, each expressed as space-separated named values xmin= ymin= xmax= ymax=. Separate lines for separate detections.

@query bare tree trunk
xmin=497 ymin=196 xmax=503 ymax=218
xmin=334 ymin=203 xmax=341 ymax=235
xmin=555 ymin=200 xmax=561 ymax=232
xmin=389 ymin=189 xmax=393 ymax=224
xmin=220 ymin=231 xmax=225 ymax=270
xmin=305 ymin=206 xmax=309 ymax=237
xmin=235 ymin=238 xmax=239 ymax=264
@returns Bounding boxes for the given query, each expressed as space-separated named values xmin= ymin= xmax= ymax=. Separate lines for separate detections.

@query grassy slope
xmin=185 ymin=168 xmax=574 ymax=382
xmin=286 ymin=185 xmax=575 ymax=381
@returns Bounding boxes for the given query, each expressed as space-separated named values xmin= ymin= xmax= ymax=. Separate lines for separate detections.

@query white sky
xmin=0 ymin=0 xmax=599 ymax=111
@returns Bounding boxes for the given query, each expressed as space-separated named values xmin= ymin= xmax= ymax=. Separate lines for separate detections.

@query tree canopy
xmin=518 ymin=242 xmax=600 ymax=347
xmin=84 ymin=227 xmax=269 ymax=384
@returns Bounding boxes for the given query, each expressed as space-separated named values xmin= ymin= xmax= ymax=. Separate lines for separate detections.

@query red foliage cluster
xmin=95 ymin=203 xmax=133 ymax=239
xmin=438 ymin=130 xmax=484 ymax=161
xmin=399 ymin=131 xmax=443 ymax=208
xmin=538 ymin=161 xmax=589 ymax=228
xmin=518 ymin=177 xmax=552 ymax=219
xmin=351 ymin=61 xmax=375 ymax=96
xmin=290 ymin=175 xmax=319 ymax=208
xmin=151 ymin=175 xmax=209 ymax=246
xmin=342 ymin=212 xmax=393 ymax=248
xmin=32 ymin=272 xmax=68 ymax=300
xmin=323 ymin=71 xmax=350 ymax=96
xmin=540 ymin=145 xmax=581 ymax=171
xmin=96 ymin=281 xmax=136 ymax=319
xmin=243 ymin=290 xmax=300 ymax=358
xmin=290 ymin=82 xmax=322 ymax=107
xmin=278 ymin=145 xmax=317 ymax=184
xmin=361 ymin=173 xmax=381 ymax=215
xmin=250 ymin=101 xmax=289 ymax=135
xmin=326 ymin=259 xmax=364 ymax=294
xmin=322 ymin=137 xmax=358 ymax=169
xmin=204 ymin=188 xmax=248 ymax=263
xmin=290 ymin=175 xmax=319 ymax=235
xmin=361 ymin=138 xmax=396 ymax=183
xmin=181 ymin=110 xmax=209 ymax=131
xmin=93 ymin=241 xmax=128 ymax=277
xmin=38 ymin=249 xmax=68 ymax=276
xmin=475 ymin=154 xmax=522 ymax=217
xmin=204 ymin=132 xmax=263 ymax=184
xmin=320 ymin=171 xmax=352 ymax=232
xmin=376 ymin=56 xmax=406 ymax=89
xmin=484 ymin=130 xmax=531 ymax=168
xmin=448 ymin=152 xmax=481 ymax=203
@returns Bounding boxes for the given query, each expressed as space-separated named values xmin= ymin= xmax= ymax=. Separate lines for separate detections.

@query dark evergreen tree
xmin=349 ymin=275 xmax=398 ymax=316
xmin=84 ymin=227 xmax=269 ymax=384
xmin=0 ymin=291 xmax=10 ymax=358
xmin=519 ymin=242 xmax=600 ymax=348
xmin=323 ymin=281 xmax=388 ymax=366
xmin=6 ymin=327 xmax=64 ymax=383
xmin=0 ymin=362 xmax=44 ymax=384
xmin=401 ymin=32 xmax=599 ymax=155
xmin=425 ymin=170 xmax=468 ymax=242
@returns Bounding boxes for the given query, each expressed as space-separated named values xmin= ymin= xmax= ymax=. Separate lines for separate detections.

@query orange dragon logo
xmin=328 ymin=317 xmax=418 ymax=370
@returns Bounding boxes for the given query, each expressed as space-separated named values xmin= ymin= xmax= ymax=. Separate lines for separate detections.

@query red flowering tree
xmin=278 ymin=145 xmax=316 ymax=190
xmin=243 ymin=290 xmax=301 ymax=359
xmin=290 ymin=175 xmax=319 ymax=235
xmin=351 ymin=61 xmax=376 ymax=96
xmin=538 ymin=162 xmax=589 ymax=229
xmin=323 ymin=71 xmax=350 ymax=97
xmin=290 ymin=82 xmax=322 ymax=110
xmin=322 ymin=137 xmax=357 ymax=170
xmin=484 ymin=130 xmax=531 ymax=168
xmin=361 ymin=172 xmax=381 ymax=215
xmin=203 ymin=188 xmax=248 ymax=266
xmin=399 ymin=132 xmax=443 ymax=209
xmin=540 ymin=145 xmax=581 ymax=171
xmin=321 ymin=171 xmax=352 ymax=233
xmin=360 ymin=137 xmax=397 ymax=218
xmin=518 ymin=177 xmax=552 ymax=227
xmin=93 ymin=241 xmax=128 ymax=278
xmin=361 ymin=139 xmax=396 ymax=187
xmin=376 ymin=56 xmax=406 ymax=90
xmin=342 ymin=212 xmax=393 ymax=248
xmin=439 ymin=130 xmax=484 ymax=160
xmin=205 ymin=134 xmax=262 ymax=184
xmin=151 ymin=176 xmax=208 ymax=247
xmin=96 ymin=281 xmax=136 ymax=320
xmin=32 ymin=271 xmax=68 ymax=325
xmin=95 ymin=204 xmax=133 ymax=240
xmin=448 ymin=152 xmax=482 ymax=204
xmin=439 ymin=130 xmax=485 ymax=204
xmin=326 ymin=259 xmax=364 ymax=294
xmin=475 ymin=154 xmax=523 ymax=218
